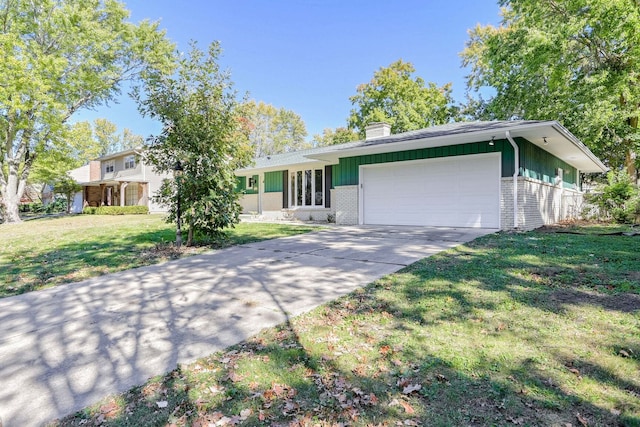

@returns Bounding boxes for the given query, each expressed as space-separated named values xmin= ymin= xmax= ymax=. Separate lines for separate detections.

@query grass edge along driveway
xmin=51 ymin=224 xmax=640 ymax=427
xmin=1 ymin=215 xmax=320 ymax=299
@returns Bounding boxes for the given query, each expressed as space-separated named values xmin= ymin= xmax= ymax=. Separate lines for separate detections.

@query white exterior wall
xmin=262 ymin=192 xmax=282 ymax=211
xmin=239 ymin=194 xmax=259 ymax=213
xmin=334 ymin=185 xmax=359 ymax=225
xmin=500 ymin=177 xmax=584 ymax=230
xmin=144 ymin=164 xmax=171 ymax=213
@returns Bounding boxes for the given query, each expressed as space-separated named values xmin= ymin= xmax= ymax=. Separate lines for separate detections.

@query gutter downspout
xmin=258 ymin=174 xmax=263 ymax=215
xmin=505 ymin=130 xmax=519 ymax=229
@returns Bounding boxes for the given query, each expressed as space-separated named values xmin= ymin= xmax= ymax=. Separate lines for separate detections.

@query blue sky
xmin=74 ymin=0 xmax=502 ymax=140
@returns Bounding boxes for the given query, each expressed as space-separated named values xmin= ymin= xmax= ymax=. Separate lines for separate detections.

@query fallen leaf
xmin=619 ymin=350 xmax=630 ymax=358
xmin=156 ymin=400 xmax=168 ymax=408
xmin=380 ymin=345 xmax=391 ymax=355
xmin=576 ymin=412 xmax=588 ymax=427
xmin=226 ymin=371 xmax=243 ymax=383
xmin=209 ymin=385 xmax=225 ymax=394
xmin=397 ymin=377 xmax=411 ymax=389
xmin=402 ymin=383 xmax=422 ymax=394
xmin=282 ymin=399 xmax=299 ymax=415
xmin=215 ymin=416 xmax=232 ymax=426
xmin=239 ymin=408 xmax=252 ymax=420
xmin=435 ymin=373 xmax=448 ymax=383
xmin=398 ymin=400 xmax=415 ymax=414
xmin=567 ymin=367 xmax=580 ymax=375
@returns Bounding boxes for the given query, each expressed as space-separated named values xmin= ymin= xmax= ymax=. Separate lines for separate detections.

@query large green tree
xmin=312 ymin=127 xmax=359 ymax=147
xmin=461 ymin=0 xmax=640 ymax=175
xmin=135 ymin=41 xmax=253 ymax=245
xmin=348 ymin=59 xmax=458 ymax=138
xmin=244 ymin=100 xmax=309 ymax=157
xmin=0 ymin=0 xmax=173 ymax=223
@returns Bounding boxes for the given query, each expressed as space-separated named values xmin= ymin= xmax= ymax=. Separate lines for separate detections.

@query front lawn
xmin=0 ymin=215 xmax=318 ymax=298
xmin=51 ymin=224 xmax=640 ymax=426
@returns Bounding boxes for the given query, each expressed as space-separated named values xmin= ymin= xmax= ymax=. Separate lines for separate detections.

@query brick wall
xmin=501 ymin=177 xmax=584 ymax=230
xmin=335 ymin=185 xmax=359 ymax=225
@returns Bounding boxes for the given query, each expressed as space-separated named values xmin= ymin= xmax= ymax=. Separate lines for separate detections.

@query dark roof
xmin=345 ymin=120 xmax=547 ymax=150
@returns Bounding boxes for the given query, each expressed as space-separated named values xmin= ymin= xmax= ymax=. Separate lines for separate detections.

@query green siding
xmin=235 ymin=176 xmax=246 ymax=193
xmin=518 ymin=139 xmax=578 ymax=189
xmin=333 ymin=140 xmax=511 ymax=186
xmin=332 ymin=138 xmax=578 ymax=189
xmin=264 ymin=171 xmax=283 ymax=192
xmin=235 ymin=175 xmax=259 ymax=194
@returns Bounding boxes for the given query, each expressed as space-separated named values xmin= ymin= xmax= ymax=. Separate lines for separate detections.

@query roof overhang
xmin=79 ymin=179 xmax=147 ymax=187
xmin=306 ymin=121 xmax=607 ymax=173
xmin=96 ymin=148 xmax=143 ymax=161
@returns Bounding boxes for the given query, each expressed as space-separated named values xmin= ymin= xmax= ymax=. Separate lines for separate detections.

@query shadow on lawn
xmin=50 ymin=231 xmax=639 ymax=426
xmin=21 ymin=228 xmax=639 ymax=426
xmin=0 ymin=228 xmax=178 ymax=297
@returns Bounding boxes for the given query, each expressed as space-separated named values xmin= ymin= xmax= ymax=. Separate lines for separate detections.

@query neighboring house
xmin=69 ymin=149 xmax=170 ymax=213
xmin=236 ymin=120 xmax=608 ymax=231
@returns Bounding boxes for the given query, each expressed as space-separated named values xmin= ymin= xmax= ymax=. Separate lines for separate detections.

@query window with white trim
xmin=289 ymin=168 xmax=323 ymax=207
xmin=125 ymin=184 xmax=138 ymax=206
xmin=124 ymin=155 xmax=136 ymax=170
xmin=105 ymin=160 xmax=114 ymax=174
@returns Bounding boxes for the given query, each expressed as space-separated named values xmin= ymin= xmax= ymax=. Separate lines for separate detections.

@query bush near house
xmin=83 ymin=206 xmax=149 ymax=215
xmin=586 ymin=171 xmax=640 ymax=224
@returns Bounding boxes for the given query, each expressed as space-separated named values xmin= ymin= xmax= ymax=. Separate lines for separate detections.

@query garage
xmin=360 ymin=153 xmax=501 ymax=228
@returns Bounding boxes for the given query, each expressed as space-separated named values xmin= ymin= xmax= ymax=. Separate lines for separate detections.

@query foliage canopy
xmin=0 ymin=0 xmax=173 ymax=223
xmin=461 ymin=0 xmax=640 ymax=173
xmin=348 ymin=59 xmax=457 ymax=138
xmin=243 ymin=100 xmax=309 ymax=157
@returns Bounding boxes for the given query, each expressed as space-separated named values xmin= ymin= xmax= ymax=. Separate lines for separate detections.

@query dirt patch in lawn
xmin=548 ymin=288 xmax=640 ymax=313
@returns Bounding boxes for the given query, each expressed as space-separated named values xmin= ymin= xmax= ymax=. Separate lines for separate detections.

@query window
xmin=124 ymin=155 xmax=136 ymax=170
xmin=105 ymin=161 xmax=114 ymax=174
xmin=290 ymin=168 xmax=323 ymax=208
xmin=248 ymin=176 xmax=256 ymax=188
xmin=125 ymin=184 xmax=138 ymax=206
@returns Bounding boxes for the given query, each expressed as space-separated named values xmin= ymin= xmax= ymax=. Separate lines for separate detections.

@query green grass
xmin=0 ymin=215 xmax=319 ymax=298
xmin=49 ymin=223 xmax=640 ymax=426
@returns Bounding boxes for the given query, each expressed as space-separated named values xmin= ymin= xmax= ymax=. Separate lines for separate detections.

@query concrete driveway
xmin=0 ymin=225 xmax=495 ymax=426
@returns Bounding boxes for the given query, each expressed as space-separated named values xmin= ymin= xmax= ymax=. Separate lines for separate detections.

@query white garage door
xmin=361 ymin=153 xmax=500 ymax=228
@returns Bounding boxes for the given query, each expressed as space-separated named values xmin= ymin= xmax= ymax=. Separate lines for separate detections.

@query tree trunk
xmin=626 ymin=116 xmax=638 ymax=184
xmin=187 ymin=225 xmax=194 ymax=247
xmin=1 ymin=170 xmax=25 ymax=223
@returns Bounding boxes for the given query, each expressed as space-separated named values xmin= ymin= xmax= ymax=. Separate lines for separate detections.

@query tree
xmin=92 ymin=118 xmax=143 ymax=156
xmin=461 ymin=0 xmax=640 ymax=175
xmin=53 ymin=175 xmax=82 ymax=214
xmin=244 ymin=100 xmax=309 ymax=157
xmin=312 ymin=127 xmax=359 ymax=146
xmin=348 ymin=60 xmax=458 ymax=138
xmin=0 ymin=0 xmax=173 ymax=223
xmin=135 ymin=41 xmax=253 ymax=245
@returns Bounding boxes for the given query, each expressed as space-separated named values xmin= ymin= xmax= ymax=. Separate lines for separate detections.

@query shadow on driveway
xmin=0 ymin=225 xmax=495 ymax=426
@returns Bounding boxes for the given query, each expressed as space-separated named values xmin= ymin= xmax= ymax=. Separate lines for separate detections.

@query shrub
xmin=585 ymin=171 xmax=640 ymax=224
xmin=83 ymin=206 xmax=149 ymax=215
xmin=45 ymin=197 xmax=67 ymax=214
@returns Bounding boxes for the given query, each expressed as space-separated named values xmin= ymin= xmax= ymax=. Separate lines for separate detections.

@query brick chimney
xmin=89 ymin=160 xmax=101 ymax=181
xmin=365 ymin=122 xmax=391 ymax=140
